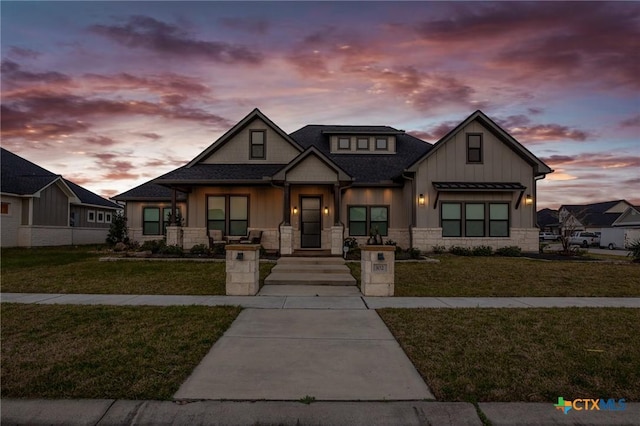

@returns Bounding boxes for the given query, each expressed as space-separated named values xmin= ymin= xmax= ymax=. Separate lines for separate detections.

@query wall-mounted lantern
xmin=525 ymin=194 xmax=533 ymax=206
xmin=377 ymin=252 xmax=385 ymax=261
xmin=293 ymin=206 xmax=298 ymax=215
xmin=418 ymin=193 xmax=425 ymax=206
xmin=324 ymin=206 xmax=329 ymax=215
xmin=236 ymin=252 xmax=244 ymax=261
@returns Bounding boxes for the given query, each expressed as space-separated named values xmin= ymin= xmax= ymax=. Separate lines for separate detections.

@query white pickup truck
xmin=568 ymin=231 xmax=600 ymax=248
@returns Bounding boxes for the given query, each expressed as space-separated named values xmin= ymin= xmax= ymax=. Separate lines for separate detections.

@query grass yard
xmin=379 ymin=308 xmax=640 ymax=402
xmin=1 ymin=303 xmax=241 ymax=399
xmin=348 ymin=255 xmax=640 ymax=296
xmin=1 ymin=247 xmax=274 ymax=295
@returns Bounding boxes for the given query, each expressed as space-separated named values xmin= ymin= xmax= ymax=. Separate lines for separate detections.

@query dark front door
xmin=300 ymin=196 xmax=321 ymax=248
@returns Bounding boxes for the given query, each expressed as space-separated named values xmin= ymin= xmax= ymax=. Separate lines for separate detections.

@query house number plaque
xmin=373 ymin=264 xmax=387 ymax=273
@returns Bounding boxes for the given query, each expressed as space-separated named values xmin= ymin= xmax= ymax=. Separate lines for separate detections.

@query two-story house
xmin=114 ymin=109 xmax=552 ymax=253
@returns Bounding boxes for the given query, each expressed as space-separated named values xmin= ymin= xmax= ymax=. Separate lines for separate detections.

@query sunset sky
xmin=2 ymin=1 xmax=638 ymax=209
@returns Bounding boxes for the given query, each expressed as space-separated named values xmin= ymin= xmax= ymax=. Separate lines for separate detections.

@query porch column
xmin=171 ymin=187 xmax=177 ymax=225
xmin=333 ymin=184 xmax=341 ymax=226
xmin=284 ymin=183 xmax=291 ymax=226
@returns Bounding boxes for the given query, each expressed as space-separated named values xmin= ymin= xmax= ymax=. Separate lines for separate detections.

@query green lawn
xmin=379 ymin=308 xmax=640 ymax=402
xmin=1 ymin=247 xmax=274 ymax=295
xmin=348 ymin=255 xmax=640 ymax=296
xmin=1 ymin=303 xmax=241 ymax=399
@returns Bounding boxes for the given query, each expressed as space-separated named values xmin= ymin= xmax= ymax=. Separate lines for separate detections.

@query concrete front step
xmin=264 ymin=272 xmax=357 ymax=286
xmin=271 ymin=264 xmax=350 ymax=274
xmin=277 ymin=257 xmax=345 ymax=265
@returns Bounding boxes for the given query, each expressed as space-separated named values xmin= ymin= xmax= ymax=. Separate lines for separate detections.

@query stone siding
xmin=412 ymin=227 xmax=539 ymax=253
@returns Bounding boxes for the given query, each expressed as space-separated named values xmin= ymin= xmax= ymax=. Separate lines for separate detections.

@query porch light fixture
xmin=324 ymin=206 xmax=329 ymax=215
xmin=377 ymin=252 xmax=385 ymax=261
xmin=418 ymin=193 xmax=425 ymax=206
xmin=236 ymin=252 xmax=244 ymax=261
xmin=293 ymin=206 xmax=298 ymax=214
xmin=525 ymin=194 xmax=533 ymax=205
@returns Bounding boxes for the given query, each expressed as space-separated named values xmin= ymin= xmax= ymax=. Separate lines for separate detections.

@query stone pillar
xmin=280 ymin=225 xmax=293 ymax=255
xmin=166 ymin=226 xmax=183 ymax=247
xmin=225 ymin=244 xmax=260 ymax=296
xmin=331 ymin=225 xmax=344 ymax=255
xmin=360 ymin=245 xmax=395 ymax=296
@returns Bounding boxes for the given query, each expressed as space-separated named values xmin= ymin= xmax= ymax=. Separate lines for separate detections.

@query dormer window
xmin=250 ymin=130 xmax=266 ymax=159
xmin=467 ymin=134 xmax=482 ymax=163
xmin=375 ymin=137 xmax=388 ymax=151
xmin=357 ymin=138 xmax=369 ymax=150
xmin=338 ymin=137 xmax=350 ymax=150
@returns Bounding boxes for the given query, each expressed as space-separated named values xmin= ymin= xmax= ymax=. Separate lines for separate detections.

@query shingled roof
xmin=1 ymin=147 xmax=120 ymax=209
xmin=561 ymin=200 xmax=630 ymax=227
xmin=154 ymin=164 xmax=286 ymax=184
xmin=290 ymin=125 xmax=431 ymax=183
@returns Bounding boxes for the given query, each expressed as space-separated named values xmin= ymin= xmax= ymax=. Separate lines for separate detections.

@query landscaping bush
xmin=496 ymin=246 xmax=522 ymax=257
xmin=343 ymin=237 xmax=358 ymax=250
xmin=627 ymin=239 xmax=640 ymax=263
xmin=158 ymin=244 xmax=184 ymax=257
xmin=106 ymin=212 xmax=128 ymax=246
xmin=449 ymin=246 xmax=472 ymax=256
xmin=189 ymin=244 xmax=211 ymax=256
xmin=472 ymin=245 xmax=493 ymax=256
xmin=432 ymin=245 xmax=446 ymax=254
xmin=408 ymin=247 xmax=422 ymax=259
xmin=211 ymin=243 xmax=226 ymax=256
xmin=139 ymin=239 xmax=166 ymax=254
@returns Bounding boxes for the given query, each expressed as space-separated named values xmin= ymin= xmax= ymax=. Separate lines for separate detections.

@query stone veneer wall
xmin=344 ymin=228 xmax=410 ymax=250
xmin=411 ymin=227 xmax=539 ymax=253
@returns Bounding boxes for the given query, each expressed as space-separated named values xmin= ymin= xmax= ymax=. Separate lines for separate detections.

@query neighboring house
xmin=612 ymin=205 xmax=640 ymax=229
xmin=537 ymin=208 xmax=561 ymax=234
xmin=114 ymin=109 xmax=552 ymax=253
xmin=558 ymin=200 xmax=635 ymax=235
xmin=1 ymin=148 xmax=121 ymax=247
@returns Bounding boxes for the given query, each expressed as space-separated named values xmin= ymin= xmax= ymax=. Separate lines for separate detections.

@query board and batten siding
xmin=416 ymin=120 xmax=536 ymax=229
xmin=32 ymin=183 xmax=69 ymax=226
xmin=286 ymin=156 xmax=338 ymax=183
xmin=202 ymin=118 xmax=300 ymax=164
xmin=342 ymin=187 xmax=410 ymax=229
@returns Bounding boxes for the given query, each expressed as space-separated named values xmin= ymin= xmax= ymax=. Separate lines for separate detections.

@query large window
xmin=441 ymin=202 xmax=509 ymax=237
xmin=375 ymin=137 xmax=388 ymax=150
xmin=348 ymin=205 xmax=389 ymax=236
xmin=489 ymin=203 xmax=509 ymax=237
xmin=250 ymin=130 xmax=265 ymax=159
xmin=143 ymin=206 xmax=181 ymax=235
xmin=467 ymin=134 xmax=483 ymax=163
xmin=207 ymin=195 xmax=248 ymax=236
xmin=441 ymin=203 xmax=461 ymax=237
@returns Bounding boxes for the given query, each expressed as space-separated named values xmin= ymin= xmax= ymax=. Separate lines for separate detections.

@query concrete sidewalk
xmin=3 ymin=292 xmax=640 ymax=308
xmin=3 ymin=399 xmax=639 ymax=426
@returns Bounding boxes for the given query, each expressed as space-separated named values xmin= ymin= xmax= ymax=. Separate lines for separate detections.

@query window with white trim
xmin=88 ymin=210 xmax=96 ymax=222
xmin=97 ymin=211 xmax=105 ymax=223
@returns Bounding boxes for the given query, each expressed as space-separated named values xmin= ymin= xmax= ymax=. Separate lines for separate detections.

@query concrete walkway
xmin=3 ymin=292 xmax=640 ymax=308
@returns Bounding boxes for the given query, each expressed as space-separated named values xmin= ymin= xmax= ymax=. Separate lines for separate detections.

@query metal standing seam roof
xmin=432 ymin=182 xmax=526 ymax=191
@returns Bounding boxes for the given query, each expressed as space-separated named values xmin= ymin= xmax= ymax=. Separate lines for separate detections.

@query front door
xmin=300 ymin=196 xmax=321 ymax=248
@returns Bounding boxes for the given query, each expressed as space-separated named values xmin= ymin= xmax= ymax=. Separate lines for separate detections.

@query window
xmin=250 ymin=130 xmax=265 ymax=159
xmin=357 ymin=137 xmax=369 ymax=150
xmin=207 ymin=195 xmax=248 ymax=236
xmin=441 ymin=203 xmax=461 ymax=237
xmin=1 ymin=202 xmax=9 ymax=215
xmin=467 ymin=134 xmax=482 ymax=163
xmin=105 ymin=212 xmax=113 ymax=223
xmin=489 ymin=203 xmax=509 ymax=237
xmin=87 ymin=210 xmax=96 ymax=223
xmin=143 ymin=207 xmax=161 ymax=235
xmin=348 ymin=206 xmax=389 ymax=236
xmin=338 ymin=137 xmax=350 ymax=150
xmin=375 ymin=137 xmax=388 ymax=150
xmin=97 ymin=211 xmax=105 ymax=223
xmin=441 ymin=202 xmax=510 ymax=237
xmin=465 ymin=203 xmax=485 ymax=237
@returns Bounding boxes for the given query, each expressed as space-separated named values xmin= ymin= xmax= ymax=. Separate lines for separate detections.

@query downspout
xmin=270 ymin=181 xmax=287 ymax=255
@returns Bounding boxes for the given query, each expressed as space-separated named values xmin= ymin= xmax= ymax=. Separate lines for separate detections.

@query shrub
xmin=472 ymin=245 xmax=493 ymax=256
xmin=343 ymin=237 xmax=358 ymax=250
xmin=496 ymin=246 xmax=522 ymax=257
xmin=211 ymin=243 xmax=226 ymax=256
xmin=158 ymin=244 xmax=184 ymax=257
xmin=385 ymin=239 xmax=397 ymax=246
xmin=106 ymin=211 xmax=128 ymax=246
xmin=449 ymin=246 xmax=472 ymax=256
xmin=190 ymin=244 xmax=211 ymax=256
xmin=627 ymin=239 xmax=640 ymax=262
xmin=139 ymin=239 xmax=166 ymax=254
xmin=408 ymin=247 xmax=422 ymax=259
xmin=432 ymin=245 xmax=446 ymax=254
